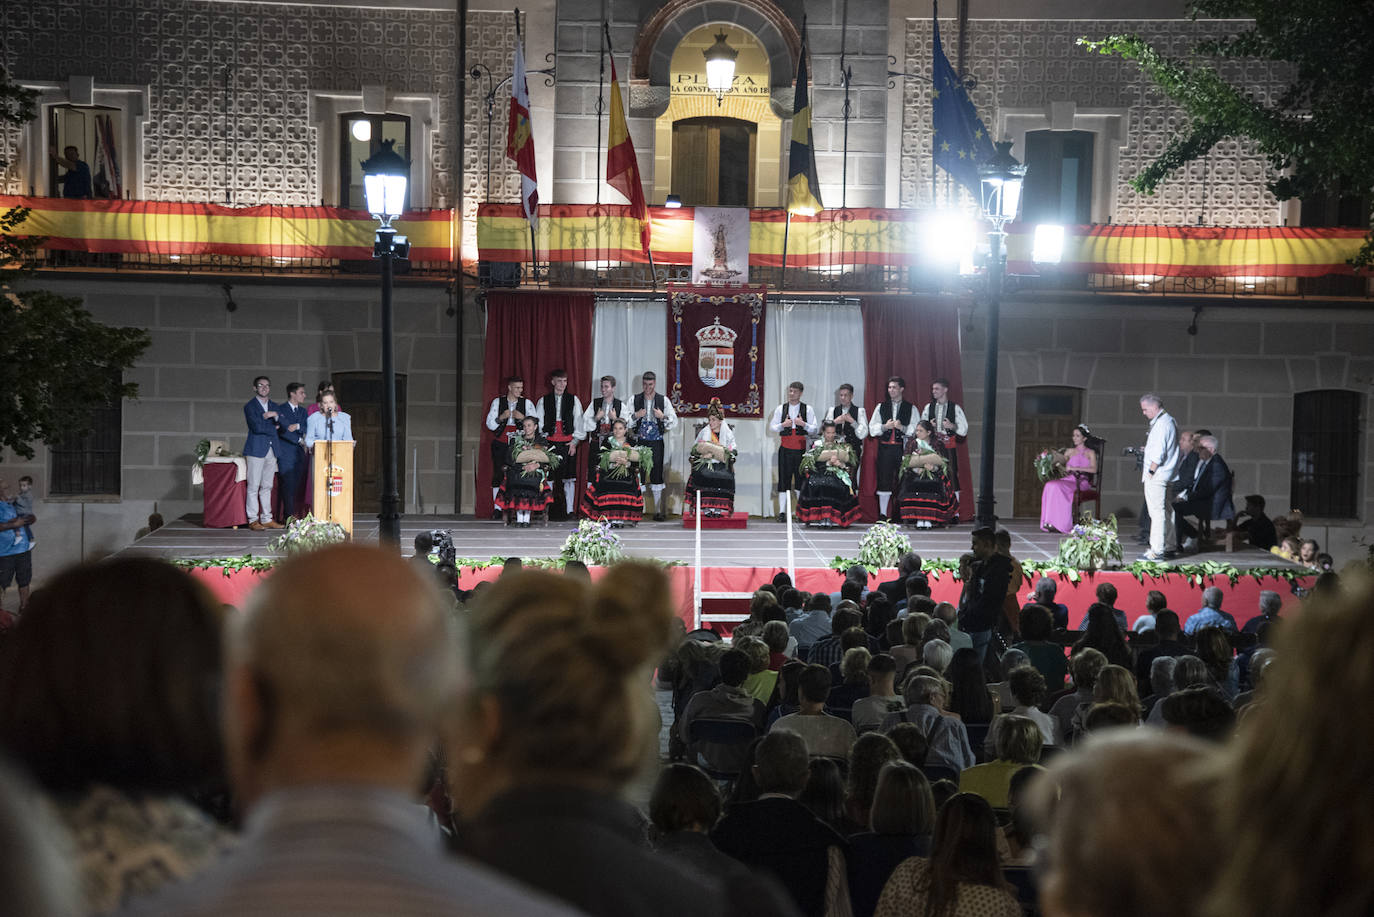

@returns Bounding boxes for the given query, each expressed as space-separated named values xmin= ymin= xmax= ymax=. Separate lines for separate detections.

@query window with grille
xmin=1290 ymin=390 xmax=1361 ymax=518
xmin=49 ymin=385 xmax=123 ymax=497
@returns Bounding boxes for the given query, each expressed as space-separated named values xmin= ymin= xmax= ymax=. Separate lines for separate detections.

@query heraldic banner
xmin=667 ymin=285 xmax=766 ymax=418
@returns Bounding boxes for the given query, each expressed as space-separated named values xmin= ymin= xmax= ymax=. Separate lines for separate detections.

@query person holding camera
xmin=1137 ymin=393 xmax=1180 ymax=561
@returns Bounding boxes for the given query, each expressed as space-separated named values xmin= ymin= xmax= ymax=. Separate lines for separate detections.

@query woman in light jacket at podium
xmin=304 ymin=391 xmax=353 ymax=448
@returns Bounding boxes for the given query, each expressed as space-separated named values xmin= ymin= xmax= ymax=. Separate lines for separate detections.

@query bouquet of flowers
xmin=268 ymin=512 xmax=348 ymax=555
xmin=560 ymin=518 xmax=626 ymax=566
xmin=858 ymin=521 xmax=912 ymax=568
xmin=1055 ymin=512 xmax=1123 ymax=571
xmin=690 ymin=440 xmax=734 ymax=471
xmin=901 ymin=449 xmax=948 ymax=479
xmin=600 ymin=443 xmax=654 ymax=480
xmin=1035 ymin=450 xmax=1065 ymax=482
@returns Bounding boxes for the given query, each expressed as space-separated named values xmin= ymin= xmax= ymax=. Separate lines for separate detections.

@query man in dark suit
xmin=1134 ymin=610 xmax=1190 ymax=689
xmin=243 ymin=375 xmax=283 ymax=531
xmin=712 ymin=730 xmax=847 ymax=917
xmin=958 ymin=527 xmax=1011 ymax=664
xmin=1173 ymin=434 xmax=1233 ymax=553
xmin=875 ymin=551 xmax=922 ymax=606
xmin=275 ymin=382 xmax=310 ymax=522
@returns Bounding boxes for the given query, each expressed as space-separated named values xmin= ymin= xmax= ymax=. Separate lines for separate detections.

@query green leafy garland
xmin=827 ymin=554 xmax=1311 ymax=587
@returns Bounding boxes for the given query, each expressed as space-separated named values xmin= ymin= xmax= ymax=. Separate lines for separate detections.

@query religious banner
xmin=668 ymin=285 xmax=766 ymax=417
xmin=691 ymin=206 xmax=751 ymax=284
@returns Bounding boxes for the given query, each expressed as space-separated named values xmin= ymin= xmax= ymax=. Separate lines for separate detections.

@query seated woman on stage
xmin=581 ymin=418 xmax=653 ymax=526
xmin=684 ymin=398 xmax=737 ymax=518
xmin=497 ymin=416 xmax=559 ymax=528
xmin=894 ymin=420 xmax=958 ymax=529
xmin=1039 ymin=424 xmax=1098 ymax=534
xmin=795 ymin=419 xmax=861 ymax=527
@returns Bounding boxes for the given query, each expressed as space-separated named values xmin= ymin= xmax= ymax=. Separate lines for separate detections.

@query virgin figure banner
xmin=667 ymin=285 xmax=766 ymax=417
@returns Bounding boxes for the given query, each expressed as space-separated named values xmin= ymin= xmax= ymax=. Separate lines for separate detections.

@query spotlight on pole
xmin=919 ymin=210 xmax=978 ymax=276
xmin=1032 ymin=224 xmax=1065 ymax=265
xmin=664 ymin=194 xmax=683 ymax=209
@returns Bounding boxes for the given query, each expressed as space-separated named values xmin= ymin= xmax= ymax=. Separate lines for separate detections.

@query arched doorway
xmin=671 ymin=116 xmax=757 ymax=206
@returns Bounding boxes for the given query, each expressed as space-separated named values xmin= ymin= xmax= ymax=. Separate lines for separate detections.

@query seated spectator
xmin=1192 ymin=626 xmax=1238 ymax=699
xmin=738 ymin=636 xmax=779 ymax=704
xmin=766 ymin=659 xmax=806 ymax=730
xmin=1241 ymin=588 xmax=1283 ymax=635
xmin=852 ymin=653 xmax=904 ymax=733
xmin=1086 ymin=582 xmax=1128 ymax=634
xmin=889 ymin=609 xmax=929 ymax=674
xmin=933 ymin=601 xmax=974 ymax=652
xmin=877 ymin=552 xmax=924 ymax=606
xmin=809 ymin=609 xmax=862 ymax=668
xmin=1213 ymin=584 xmax=1374 ymax=917
xmin=827 ymin=647 xmax=873 ymax=716
xmin=1030 ymin=730 xmax=1221 ymax=917
xmin=762 ymin=619 xmax=793 ymax=669
xmin=1233 ymin=647 xmax=1275 ymax=713
xmin=921 ymin=637 xmax=953 ymax=675
xmin=987 ymin=647 xmax=1029 ymax=711
xmin=864 ymin=592 xmax=896 ymax=645
xmin=1080 ymin=701 xmax=1140 ymax=735
xmin=772 ymin=664 xmax=857 ymax=759
xmin=1160 ymin=686 xmax=1235 ymax=741
xmin=450 ymin=561 xmax=746 ymax=917
xmin=1140 ymin=656 xmax=1177 ymax=718
xmin=886 ymin=723 xmax=929 ymax=768
xmin=649 ymin=764 xmax=756 ymax=887
xmin=879 ymin=675 xmax=976 ymax=772
xmin=799 ymin=758 xmax=847 ymax=834
xmin=677 ymin=648 xmax=765 ymax=773
xmin=1297 ymin=537 xmax=1321 ymax=569
xmin=788 ymin=593 xmax=833 ymax=651
xmin=1134 ymin=610 xmax=1189 ymax=689
xmin=1048 ymin=649 xmax=1107 ymax=745
xmin=1270 ymin=535 xmax=1302 ymax=563
xmin=779 ymin=587 xmax=804 ymax=618
xmin=669 ymin=638 xmax=724 ymax=729
xmin=1183 ymin=585 xmax=1238 ymax=634
xmin=998 ymin=765 xmax=1040 ymax=867
xmin=1144 ymin=655 xmax=1209 ymax=727
xmin=985 ymin=665 xmax=1057 ymax=759
xmin=1011 ymin=604 xmax=1068 ymax=690
xmin=1132 ymin=589 xmax=1168 ymax=633
xmin=1234 ymin=493 xmax=1277 ymax=550
xmin=847 ymin=761 xmax=935 ymax=917
xmin=1069 ymin=664 xmax=1140 ymax=740
xmin=959 ymin=715 xmax=1044 ymax=808
xmin=0 ymin=558 xmax=236 ymax=915
xmin=1072 ymin=602 xmax=1133 ymax=669
xmin=843 ymin=733 xmax=900 ymax=834
xmin=1027 ymin=577 xmax=1070 ymax=630
xmin=713 ymin=731 xmax=850 ymax=917
xmin=875 ymin=793 xmax=1019 ymax=917
xmin=894 ymin=571 xmax=931 ymax=615
xmin=946 ymin=646 xmax=997 ymax=726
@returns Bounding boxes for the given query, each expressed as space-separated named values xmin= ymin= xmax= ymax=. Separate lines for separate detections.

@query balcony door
xmin=671 ymin=117 xmax=757 ymax=207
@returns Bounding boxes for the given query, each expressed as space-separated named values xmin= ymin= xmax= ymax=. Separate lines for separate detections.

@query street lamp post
xmin=360 ymin=139 xmax=411 ymax=549
xmin=973 ymin=141 xmax=1027 ymax=530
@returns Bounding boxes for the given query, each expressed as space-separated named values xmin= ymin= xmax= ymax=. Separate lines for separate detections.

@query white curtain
xmin=590 ymin=297 xmax=667 ymax=399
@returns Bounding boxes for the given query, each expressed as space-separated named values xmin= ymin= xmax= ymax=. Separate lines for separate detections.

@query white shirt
xmin=768 ymin=402 xmax=819 ymax=436
xmin=829 ymin=403 xmax=868 ymax=439
xmin=1142 ymin=410 xmax=1181 ymax=483
xmin=631 ymin=391 xmax=678 ymax=434
xmin=695 ymin=422 xmax=737 ymax=451
xmin=921 ymin=400 xmax=969 ymax=437
xmin=869 ymin=400 xmax=916 ymax=439
xmin=534 ymin=393 xmax=586 ymax=441
xmin=581 ymin=395 xmax=622 ymax=440
xmin=485 ymin=396 xmax=536 ymax=435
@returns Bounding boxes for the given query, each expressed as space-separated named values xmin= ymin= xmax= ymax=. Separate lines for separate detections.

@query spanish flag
xmin=506 ymin=11 xmax=539 ymax=234
xmin=605 ymin=51 xmax=650 ymax=254
xmin=786 ymin=35 xmax=824 ymax=216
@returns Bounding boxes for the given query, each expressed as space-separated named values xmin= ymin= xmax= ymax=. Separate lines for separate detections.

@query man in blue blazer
xmin=275 ymin=382 xmax=310 ymax=522
xmin=1173 ymin=434 xmax=1234 ymax=553
xmin=243 ymin=376 xmax=284 ymax=531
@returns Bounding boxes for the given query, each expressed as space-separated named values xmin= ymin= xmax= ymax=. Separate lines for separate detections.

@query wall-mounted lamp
xmin=221 ymin=283 xmax=237 ymax=312
xmin=703 ymin=31 xmax=738 ymax=106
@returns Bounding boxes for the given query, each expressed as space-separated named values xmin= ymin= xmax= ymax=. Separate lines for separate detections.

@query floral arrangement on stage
xmin=1035 ymin=450 xmax=1065 ymax=482
xmin=1055 ymin=512 xmax=1123 ymax=572
xmin=560 ymin=518 xmax=627 ymax=566
xmin=855 ymin=521 xmax=912 ymax=570
xmin=268 ymin=513 xmax=348 ymax=556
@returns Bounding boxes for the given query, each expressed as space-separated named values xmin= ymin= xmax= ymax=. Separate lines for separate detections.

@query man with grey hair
xmin=1173 ymin=433 xmax=1234 ymax=553
xmin=1242 ymin=589 xmax=1284 ymax=635
xmin=1184 ymin=585 xmax=1238 ymax=634
xmin=1142 ymin=656 xmax=1178 ymax=718
xmin=1138 ymin=393 xmax=1180 ymax=561
xmin=879 ymin=674 xmax=976 ymax=771
xmin=1030 ymin=576 xmax=1070 ymax=630
xmin=128 ymin=544 xmax=574 ymax=917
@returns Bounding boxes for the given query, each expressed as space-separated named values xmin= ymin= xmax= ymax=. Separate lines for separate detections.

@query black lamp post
xmin=973 ymin=140 xmax=1026 ymax=530
xmin=361 ymin=138 xmax=411 ymax=548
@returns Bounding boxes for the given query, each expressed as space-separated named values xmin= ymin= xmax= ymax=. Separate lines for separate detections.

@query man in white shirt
xmin=581 ymin=375 xmax=623 ymax=472
xmin=1138 ymin=392 xmax=1181 ymax=561
xmin=921 ymin=378 xmax=969 ymax=506
xmin=630 ymin=371 xmax=678 ymax=521
xmin=485 ymin=376 xmax=537 ymax=517
xmin=534 ymin=369 xmax=585 ymax=519
xmin=770 ymin=664 xmax=856 ymax=759
xmin=769 ymin=381 xmax=820 ymax=522
xmin=870 ymin=376 xmax=916 ymax=519
xmin=827 ymin=383 xmax=867 ymax=488
xmin=851 ymin=653 xmax=903 ymax=733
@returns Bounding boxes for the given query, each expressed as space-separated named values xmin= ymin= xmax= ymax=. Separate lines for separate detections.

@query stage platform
xmin=117 ymin=513 xmax=1297 ymax=572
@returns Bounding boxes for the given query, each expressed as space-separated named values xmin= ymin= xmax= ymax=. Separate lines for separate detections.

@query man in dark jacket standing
xmin=959 ymin=527 xmax=1012 ymax=664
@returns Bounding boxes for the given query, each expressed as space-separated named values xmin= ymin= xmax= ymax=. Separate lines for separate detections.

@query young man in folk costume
xmin=630 ymin=371 xmax=678 ymax=521
xmin=581 ymin=375 xmax=624 ymax=474
xmin=484 ymin=375 xmax=537 ymax=519
xmin=870 ymin=376 xmax=916 ymax=520
xmin=920 ymin=377 xmax=969 ymax=511
xmin=769 ymin=381 xmax=820 ymax=522
xmin=827 ymin=383 xmax=868 ymax=488
xmin=535 ymin=368 xmax=585 ymax=519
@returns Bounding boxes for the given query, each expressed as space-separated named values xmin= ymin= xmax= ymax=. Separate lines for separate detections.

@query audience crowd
xmin=0 ymin=536 xmax=1370 ymax=917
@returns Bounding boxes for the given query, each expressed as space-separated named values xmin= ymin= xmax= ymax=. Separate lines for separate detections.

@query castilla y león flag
xmin=506 ymin=14 xmax=539 ymax=234
xmin=606 ymin=52 xmax=650 ymax=254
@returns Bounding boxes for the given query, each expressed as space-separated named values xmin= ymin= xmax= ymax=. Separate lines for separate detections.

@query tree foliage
xmin=1079 ymin=0 xmax=1374 ymax=269
xmin=0 ymin=290 xmax=150 ymax=459
xmin=1 ymin=67 xmax=40 ymax=273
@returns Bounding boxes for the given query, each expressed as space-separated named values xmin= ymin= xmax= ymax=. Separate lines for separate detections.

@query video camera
xmin=1122 ymin=445 xmax=1146 ymax=471
xmin=428 ymin=529 xmax=456 ymax=566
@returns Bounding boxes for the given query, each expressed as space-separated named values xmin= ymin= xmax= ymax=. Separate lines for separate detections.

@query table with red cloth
xmin=201 ymin=461 xmax=280 ymax=528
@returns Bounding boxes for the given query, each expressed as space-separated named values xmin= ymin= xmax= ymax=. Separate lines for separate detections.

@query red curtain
xmin=860 ymin=296 xmax=973 ymax=523
xmin=476 ymin=291 xmax=596 ymax=519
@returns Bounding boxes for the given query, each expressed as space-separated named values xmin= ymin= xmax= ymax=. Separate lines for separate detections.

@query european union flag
xmin=931 ymin=17 xmax=995 ymax=196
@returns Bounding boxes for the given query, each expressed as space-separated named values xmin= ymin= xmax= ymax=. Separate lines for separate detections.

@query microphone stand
xmin=325 ymin=414 xmax=335 ymax=525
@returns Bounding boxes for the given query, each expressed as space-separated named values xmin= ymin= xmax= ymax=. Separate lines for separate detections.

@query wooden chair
xmin=1071 ymin=435 xmax=1106 ymax=521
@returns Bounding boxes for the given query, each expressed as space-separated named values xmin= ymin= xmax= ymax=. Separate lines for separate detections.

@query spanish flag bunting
xmin=605 ymin=52 xmax=651 ymax=254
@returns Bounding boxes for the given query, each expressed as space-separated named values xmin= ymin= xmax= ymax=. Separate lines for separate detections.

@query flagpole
xmin=515 ymin=8 xmax=537 ymax=276
xmin=780 ymin=211 xmax=791 ymax=291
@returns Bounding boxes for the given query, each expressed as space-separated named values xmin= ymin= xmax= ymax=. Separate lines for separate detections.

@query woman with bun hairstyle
xmin=448 ymin=563 xmax=779 ymax=917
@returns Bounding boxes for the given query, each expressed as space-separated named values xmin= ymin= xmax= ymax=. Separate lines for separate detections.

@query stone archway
xmin=632 ymin=0 xmax=801 ymax=91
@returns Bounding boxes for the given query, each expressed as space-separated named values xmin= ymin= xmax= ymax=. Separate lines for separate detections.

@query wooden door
xmin=333 ymin=372 xmax=407 ymax=514
xmin=1013 ymin=386 xmax=1083 ymax=518
xmin=671 ymin=117 xmax=757 ymax=206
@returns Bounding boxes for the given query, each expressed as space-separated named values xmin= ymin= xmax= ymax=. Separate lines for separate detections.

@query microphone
xmin=326 ymin=416 xmax=334 ymax=439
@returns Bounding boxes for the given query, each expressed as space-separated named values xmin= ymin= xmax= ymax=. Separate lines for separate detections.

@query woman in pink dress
xmin=1040 ymin=424 xmax=1098 ymax=533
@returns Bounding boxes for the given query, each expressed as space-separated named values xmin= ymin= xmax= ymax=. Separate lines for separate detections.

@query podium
xmin=312 ymin=440 xmax=355 ymax=535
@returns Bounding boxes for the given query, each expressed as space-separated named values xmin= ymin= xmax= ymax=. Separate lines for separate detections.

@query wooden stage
xmin=118 ymin=513 xmax=1295 ymax=572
